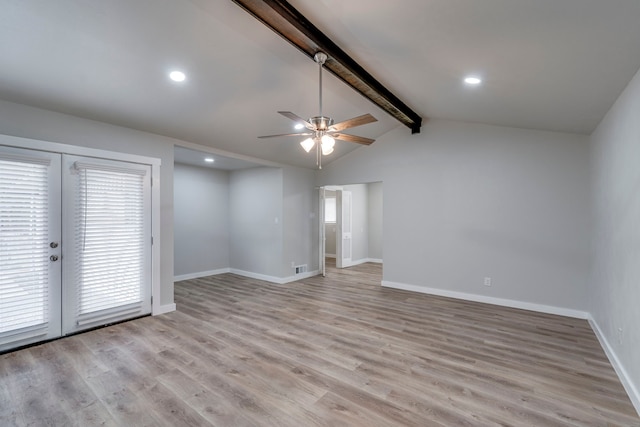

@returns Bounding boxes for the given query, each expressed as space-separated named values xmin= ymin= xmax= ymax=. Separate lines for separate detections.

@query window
xmin=325 ymin=197 xmax=336 ymax=223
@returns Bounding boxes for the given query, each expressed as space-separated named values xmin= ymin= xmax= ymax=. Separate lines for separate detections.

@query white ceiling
xmin=1 ymin=0 xmax=639 ymax=169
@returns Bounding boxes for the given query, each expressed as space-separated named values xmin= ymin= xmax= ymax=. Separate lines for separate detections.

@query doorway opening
xmin=319 ymin=182 xmax=383 ymax=276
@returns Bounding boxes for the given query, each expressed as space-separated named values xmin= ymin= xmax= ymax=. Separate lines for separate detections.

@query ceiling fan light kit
xmin=259 ymin=51 xmax=377 ymax=169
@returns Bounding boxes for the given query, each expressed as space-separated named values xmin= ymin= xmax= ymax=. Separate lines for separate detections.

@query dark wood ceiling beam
xmin=231 ymin=0 xmax=423 ymax=134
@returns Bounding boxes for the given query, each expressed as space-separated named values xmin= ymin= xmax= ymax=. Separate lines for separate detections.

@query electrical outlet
xmin=291 ymin=261 xmax=295 ymax=268
xmin=617 ymin=327 xmax=623 ymax=345
xmin=484 ymin=277 xmax=492 ymax=287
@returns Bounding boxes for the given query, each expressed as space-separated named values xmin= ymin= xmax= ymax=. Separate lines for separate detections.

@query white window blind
xmin=0 ymin=156 xmax=50 ymax=336
xmin=325 ymin=197 xmax=336 ymax=223
xmin=73 ymin=162 xmax=146 ymax=322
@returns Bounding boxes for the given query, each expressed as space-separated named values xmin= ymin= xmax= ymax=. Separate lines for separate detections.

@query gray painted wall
xmin=368 ymin=182 xmax=383 ymax=260
xmin=229 ymin=167 xmax=283 ymax=277
xmin=590 ymin=67 xmax=640 ymax=404
xmin=0 ymin=99 xmax=175 ymax=306
xmin=318 ymin=119 xmax=590 ymax=311
xmin=282 ymin=166 xmax=318 ymax=276
xmin=175 ymin=163 xmax=317 ymax=280
xmin=174 ymin=163 xmax=229 ymax=276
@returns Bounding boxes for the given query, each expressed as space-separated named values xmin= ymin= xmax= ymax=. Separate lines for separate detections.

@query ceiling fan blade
xmin=329 ymin=114 xmax=377 ymax=132
xmin=333 ymin=133 xmax=375 ymax=145
xmin=278 ymin=111 xmax=315 ymax=130
xmin=258 ymin=132 xmax=313 ymax=139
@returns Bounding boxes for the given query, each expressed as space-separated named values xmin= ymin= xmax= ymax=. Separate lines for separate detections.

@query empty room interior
xmin=1 ymin=1 xmax=640 ymax=425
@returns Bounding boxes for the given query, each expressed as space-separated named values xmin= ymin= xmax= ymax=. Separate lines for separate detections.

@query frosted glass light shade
xmin=321 ymin=145 xmax=334 ymax=155
xmin=320 ymin=135 xmax=335 ymax=155
xmin=321 ymin=134 xmax=335 ymax=149
xmin=300 ymin=138 xmax=315 ymax=153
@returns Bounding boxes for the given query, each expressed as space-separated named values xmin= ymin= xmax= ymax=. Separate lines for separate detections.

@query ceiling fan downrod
xmin=315 ymin=52 xmax=327 ymax=119
xmin=315 ymin=51 xmax=329 ymax=169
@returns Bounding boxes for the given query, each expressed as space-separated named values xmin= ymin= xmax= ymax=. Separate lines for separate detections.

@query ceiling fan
xmin=258 ymin=52 xmax=377 ymax=169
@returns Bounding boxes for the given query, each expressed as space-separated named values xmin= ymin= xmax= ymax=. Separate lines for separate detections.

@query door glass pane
xmin=74 ymin=165 xmax=146 ymax=317
xmin=0 ymin=157 xmax=50 ymax=334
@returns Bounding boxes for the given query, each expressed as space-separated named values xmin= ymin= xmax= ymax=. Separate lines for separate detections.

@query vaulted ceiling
xmin=1 ymin=0 xmax=640 ymax=169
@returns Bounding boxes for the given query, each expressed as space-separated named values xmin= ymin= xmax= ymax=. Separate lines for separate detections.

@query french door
xmin=0 ymin=146 xmax=151 ymax=352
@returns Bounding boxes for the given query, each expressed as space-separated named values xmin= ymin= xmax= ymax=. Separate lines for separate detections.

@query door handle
xmin=50 ymin=255 xmax=59 ymax=262
xmin=50 ymin=242 xmax=59 ymax=248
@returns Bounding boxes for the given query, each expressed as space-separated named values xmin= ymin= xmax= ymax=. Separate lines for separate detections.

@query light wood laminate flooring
xmin=1 ymin=261 xmax=638 ymax=426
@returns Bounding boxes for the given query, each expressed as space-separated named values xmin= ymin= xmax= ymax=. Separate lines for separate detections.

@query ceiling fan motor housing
xmin=309 ymin=116 xmax=333 ymax=131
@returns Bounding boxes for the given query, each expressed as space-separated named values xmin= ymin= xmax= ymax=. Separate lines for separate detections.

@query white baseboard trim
xmin=279 ymin=270 xmax=321 ymax=284
xmin=229 ymin=269 xmax=282 ymax=283
xmin=588 ymin=315 xmax=640 ymax=416
xmin=174 ymin=268 xmax=230 ymax=282
xmin=325 ymin=254 xmax=336 ymax=259
xmin=154 ymin=303 xmax=176 ymax=316
xmin=341 ymin=258 xmax=383 ymax=268
xmin=174 ymin=267 xmax=321 ymax=285
xmin=230 ymin=268 xmax=320 ymax=284
xmin=381 ymin=280 xmax=589 ymax=320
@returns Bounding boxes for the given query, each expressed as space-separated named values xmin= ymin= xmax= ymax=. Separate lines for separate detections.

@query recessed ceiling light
xmin=204 ymin=157 xmax=214 ymax=163
xmin=294 ymin=123 xmax=304 ymax=130
xmin=464 ymin=76 xmax=482 ymax=86
xmin=169 ymin=70 xmax=186 ymax=82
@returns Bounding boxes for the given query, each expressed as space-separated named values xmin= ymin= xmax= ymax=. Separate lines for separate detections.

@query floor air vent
xmin=295 ymin=265 xmax=308 ymax=274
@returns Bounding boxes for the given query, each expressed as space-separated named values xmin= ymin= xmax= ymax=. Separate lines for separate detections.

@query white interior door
xmin=336 ymin=190 xmax=352 ymax=268
xmin=0 ymin=146 xmax=152 ymax=352
xmin=0 ymin=146 xmax=62 ymax=352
